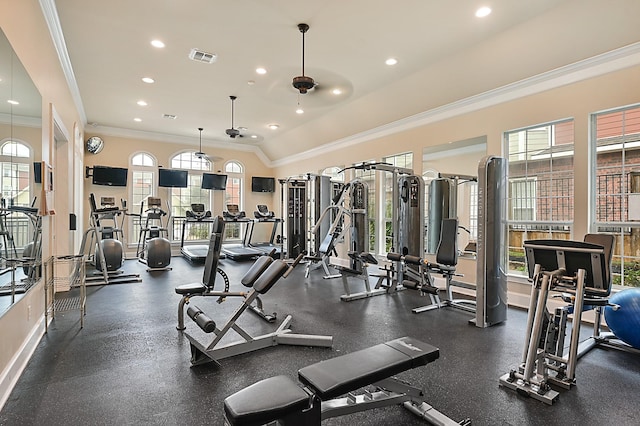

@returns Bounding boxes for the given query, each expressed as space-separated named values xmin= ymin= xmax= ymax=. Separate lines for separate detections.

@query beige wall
xmin=82 ymin=134 xmax=277 ymax=246
xmin=273 ymin=65 xmax=640 ymax=241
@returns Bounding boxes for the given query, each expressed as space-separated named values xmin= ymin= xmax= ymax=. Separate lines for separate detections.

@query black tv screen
xmin=158 ymin=168 xmax=188 ymax=188
xmin=33 ymin=162 xmax=42 ymax=184
xmin=202 ymin=173 xmax=228 ymax=190
xmin=251 ymin=176 xmax=275 ymax=193
xmin=92 ymin=165 xmax=128 ymax=187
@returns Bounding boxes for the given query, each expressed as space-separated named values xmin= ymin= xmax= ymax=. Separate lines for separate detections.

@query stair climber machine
xmin=136 ymin=197 xmax=172 ymax=272
xmin=77 ymin=194 xmax=141 ymax=285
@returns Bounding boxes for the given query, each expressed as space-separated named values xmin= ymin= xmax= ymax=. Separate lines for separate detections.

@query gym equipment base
xmin=186 ymin=315 xmax=332 ymax=367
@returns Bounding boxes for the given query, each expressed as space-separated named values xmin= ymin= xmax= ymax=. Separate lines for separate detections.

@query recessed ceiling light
xmin=137 ymin=100 xmax=148 ymax=106
xmin=134 ymin=118 xmax=142 ymax=122
xmin=7 ymin=100 xmax=19 ymax=105
xmin=151 ymin=39 xmax=165 ymax=48
xmin=296 ymin=108 xmax=304 ymax=114
xmin=475 ymin=6 xmax=491 ymax=18
xmin=250 ymin=135 xmax=258 ymax=139
xmin=385 ymin=58 xmax=398 ymax=66
xmin=268 ymin=124 xmax=279 ymax=130
xmin=331 ymin=88 xmax=342 ymax=95
xmin=256 ymin=67 xmax=267 ymax=75
xmin=142 ymin=77 xmax=155 ymax=84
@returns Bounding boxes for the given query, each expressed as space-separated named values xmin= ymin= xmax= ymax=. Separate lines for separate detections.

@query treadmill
xmin=221 ymin=204 xmax=262 ymax=261
xmin=181 ymin=204 xmax=223 ymax=263
xmin=246 ymin=205 xmax=282 ymax=257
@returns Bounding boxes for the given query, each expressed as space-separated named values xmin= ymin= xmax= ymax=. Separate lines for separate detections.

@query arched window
xmin=224 ymin=161 xmax=244 ymax=240
xmin=129 ymin=152 xmax=157 ymax=241
xmin=0 ymin=140 xmax=32 ymax=207
xmin=321 ymin=166 xmax=344 ymax=183
xmin=169 ymin=152 xmax=212 ymax=241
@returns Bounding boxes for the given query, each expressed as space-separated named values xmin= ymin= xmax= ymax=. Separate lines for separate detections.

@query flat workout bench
xmin=224 ymin=336 xmax=468 ymax=425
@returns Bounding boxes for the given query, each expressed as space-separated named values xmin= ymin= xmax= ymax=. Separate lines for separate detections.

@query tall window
xmin=321 ymin=166 xmax=345 ymax=183
xmin=0 ymin=140 xmax=31 ymax=206
xmin=505 ymin=119 xmax=575 ymax=276
xmin=169 ymin=152 xmax=211 ymax=241
xmin=0 ymin=140 xmax=32 ymax=249
xmin=129 ymin=153 xmax=155 ymax=242
xmin=591 ymin=104 xmax=640 ymax=287
xmin=224 ymin=161 xmax=244 ymax=240
xmin=382 ymin=152 xmax=413 ymax=253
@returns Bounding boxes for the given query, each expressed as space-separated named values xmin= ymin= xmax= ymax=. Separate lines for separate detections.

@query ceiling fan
xmin=194 ymin=128 xmax=221 ymax=162
xmin=225 ymin=95 xmax=244 ymax=139
xmin=292 ymin=23 xmax=316 ymax=94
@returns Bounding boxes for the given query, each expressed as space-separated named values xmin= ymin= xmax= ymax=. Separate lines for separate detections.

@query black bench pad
xmin=224 ymin=375 xmax=309 ymax=426
xmin=298 ymin=336 xmax=439 ymax=400
xmin=174 ymin=283 xmax=207 ymax=295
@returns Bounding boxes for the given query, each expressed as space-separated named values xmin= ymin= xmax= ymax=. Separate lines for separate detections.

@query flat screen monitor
xmin=33 ymin=161 xmax=42 ymax=184
xmin=201 ymin=173 xmax=228 ymax=190
xmin=251 ymin=176 xmax=275 ymax=193
xmin=158 ymin=168 xmax=188 ymax=188
xmin=92 ymin=165 xmax=128 ymax=187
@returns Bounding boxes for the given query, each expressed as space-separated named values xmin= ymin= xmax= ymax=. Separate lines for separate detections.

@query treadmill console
xmin=186 ymin=203 xmax=212 ymax=221
xmin=254 ymin=204 xmax=275 ymax=219
xmin=223 ymin=204 xmax=247 ymax=221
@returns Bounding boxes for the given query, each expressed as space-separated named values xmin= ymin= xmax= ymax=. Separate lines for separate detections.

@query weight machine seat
xmin=298 ymin=336 xmax=439 ymax=400
xmin=346 ymin=251 xmax=378 ymax=265
xmin=175 ymin=283 xmax=207 ymax=295
xmin=224 ymin=375 xmax=310 ymax=426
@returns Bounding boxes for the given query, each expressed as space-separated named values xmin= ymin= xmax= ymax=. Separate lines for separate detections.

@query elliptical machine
xmin=136 ymin=197 xmax=172 ymax=272
xmin=77 ymin=194 xmax=141 ymax=285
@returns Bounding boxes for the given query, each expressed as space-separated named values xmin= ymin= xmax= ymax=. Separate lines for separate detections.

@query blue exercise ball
xmin=604 ymin=288 xmax=640 ymax=349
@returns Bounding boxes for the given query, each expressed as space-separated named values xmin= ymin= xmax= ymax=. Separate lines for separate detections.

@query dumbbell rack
xmin=44 ymin=254 xmax=86 ymax=331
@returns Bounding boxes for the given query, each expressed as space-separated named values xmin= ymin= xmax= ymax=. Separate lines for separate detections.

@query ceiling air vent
xmin=163 ymin=114 xmax=177 ymax=120
xmin=189 ymin=48 xmax=217 ymax=64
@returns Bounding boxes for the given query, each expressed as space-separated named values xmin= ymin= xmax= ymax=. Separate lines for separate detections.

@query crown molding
xmin=0 ymin=113 xmax=42 ymax=128
xmin=39 ymin=0 xmax=87 ymax=125
xmin=271 ymin=42 xmax=640 ymax=168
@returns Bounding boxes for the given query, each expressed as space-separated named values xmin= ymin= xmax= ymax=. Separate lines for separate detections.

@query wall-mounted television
xmin=33 ymin=161 xmax=42 ymax=184
xmin=92 ymin=165 xmax=128 ymax=187
xmin=251 ymin=176 xmax=275 ymax=193
xmin=201 ymin=173 xmax=228 ymax=190
xmin=158 ymin=168 xmax=188 ymax=188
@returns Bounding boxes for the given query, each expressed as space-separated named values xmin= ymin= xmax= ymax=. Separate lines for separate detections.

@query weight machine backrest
xmin=583 ymin=233 xmax=614 ymax=291
xmin=202 ymin=217 xmax=226 ymax=289
xmin=436 ymin=218 xmax=458 ymax=267
xmin=524 ymin=239 xmax=610 ymax=296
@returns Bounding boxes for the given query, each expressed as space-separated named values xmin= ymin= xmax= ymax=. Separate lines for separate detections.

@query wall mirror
xmin=0 ymin=26 xmax=43 ymax=316
xmin=422 ymin=136 xmax=486 ymax=255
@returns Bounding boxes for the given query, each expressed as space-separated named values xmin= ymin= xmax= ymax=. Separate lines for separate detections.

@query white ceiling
xmin=49 ymin=0 xmax=640 ymax=164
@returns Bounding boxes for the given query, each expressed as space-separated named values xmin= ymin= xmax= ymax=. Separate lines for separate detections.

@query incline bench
xmin=224 ymin=336 xmax=470 ymax=425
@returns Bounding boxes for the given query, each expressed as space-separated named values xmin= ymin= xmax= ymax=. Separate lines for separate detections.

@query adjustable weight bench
xmin=182 ymin=252 xmax=333 ymax=367
xmin=224 ymin=336 xmax=469 ymax=425
xmin=175 ymin=217 xmax=275 ymax=331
